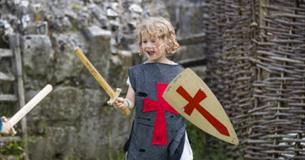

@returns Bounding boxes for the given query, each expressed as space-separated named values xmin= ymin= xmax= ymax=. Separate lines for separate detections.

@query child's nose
xmin=145 ymin=42 xmax=154 ymax=48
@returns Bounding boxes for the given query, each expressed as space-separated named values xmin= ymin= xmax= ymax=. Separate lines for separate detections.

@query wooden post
xmin=9 ymin=34 xmax=29 ymax=160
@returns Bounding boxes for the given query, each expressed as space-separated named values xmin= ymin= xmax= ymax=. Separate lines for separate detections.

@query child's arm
xmin=113 ymin=85 xmax=135 ymax=109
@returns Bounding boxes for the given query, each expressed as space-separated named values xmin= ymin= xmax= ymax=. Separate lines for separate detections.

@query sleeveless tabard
xmin=126 ymin=63 xmax=186 ymax=160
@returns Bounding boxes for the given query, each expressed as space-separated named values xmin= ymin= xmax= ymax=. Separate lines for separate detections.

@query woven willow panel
xmin=249 ymin=0 xmax=305 ymax=159
xmin=202 ymin=0 xmax=305 ymax=159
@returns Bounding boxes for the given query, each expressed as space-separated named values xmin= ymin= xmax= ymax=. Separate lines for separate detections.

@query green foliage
xmin=0 ymin=140 xmax=25 ymax=160
xmin=107 ymin=149 xmax=125 ymax=160
xmin=187 ymin=122 xmax=230 ymax=160
xmin=187 ymin=122 xmax=206 ymax=159
xmin=107 ymin=131 xmax=125 ymax=160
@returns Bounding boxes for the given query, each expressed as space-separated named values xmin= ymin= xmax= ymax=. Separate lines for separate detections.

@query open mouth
xmin=146 ymin=51 xmax=155 ymax=56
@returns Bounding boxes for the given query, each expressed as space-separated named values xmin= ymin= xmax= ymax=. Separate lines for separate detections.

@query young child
xmin=113 ymin=17 xmax=193 ymax=160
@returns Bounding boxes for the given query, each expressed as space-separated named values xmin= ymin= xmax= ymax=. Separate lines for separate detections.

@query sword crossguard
xmin=107 ymin=88 xmax=131 ymax=117
xmin=107 ymin=88 xmax=121 ymax=105
xmin=9 ymin=124 xmax=17 ymax=135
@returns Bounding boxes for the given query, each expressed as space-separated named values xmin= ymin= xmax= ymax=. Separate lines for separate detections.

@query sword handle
xmin=107 ymin=88 xmax=131 ymax=116
xmin=121 ymin=106 xmax=131 ymax=116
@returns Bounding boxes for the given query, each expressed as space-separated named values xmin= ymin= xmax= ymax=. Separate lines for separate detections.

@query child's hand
xmin=1 ymin=116 xmax=16 ymax=135
xmin=113 ymin=97 xmax=128 ymax=109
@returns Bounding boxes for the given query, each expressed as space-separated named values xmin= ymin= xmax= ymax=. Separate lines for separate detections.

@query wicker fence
xmin=201 ymin=0 xmax=305 ymax=159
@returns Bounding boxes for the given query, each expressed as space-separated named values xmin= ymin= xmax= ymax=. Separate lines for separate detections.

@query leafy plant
xmin=0 ymin=140 xmax=25 ymax=160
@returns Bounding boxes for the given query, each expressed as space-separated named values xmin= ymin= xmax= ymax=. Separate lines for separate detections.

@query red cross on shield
xmin=162 ymin=68 xmax=239 ymax=145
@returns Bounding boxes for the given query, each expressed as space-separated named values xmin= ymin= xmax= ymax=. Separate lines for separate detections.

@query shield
xmin=163 ymin=68 xmax=239 ymax=145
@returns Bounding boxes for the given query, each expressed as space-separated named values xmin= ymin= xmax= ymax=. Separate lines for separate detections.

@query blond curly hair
xmin=136 ymin=17 xmax=180 ymax=56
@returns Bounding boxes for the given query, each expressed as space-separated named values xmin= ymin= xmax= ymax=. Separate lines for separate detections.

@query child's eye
xmin=142 ymin=40 xmax=147 ymax=43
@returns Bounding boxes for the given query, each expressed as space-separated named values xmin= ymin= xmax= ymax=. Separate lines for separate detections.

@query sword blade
xmin=74 ymin=47 xmax=115 ymax=98
xmin=9 ymin=84 xmax=53 ymax=126
xmin=74 ymin=47 xmax=130 ymax=116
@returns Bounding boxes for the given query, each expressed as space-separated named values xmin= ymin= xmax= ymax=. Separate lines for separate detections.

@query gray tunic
xmin=126 ymin=63 xmax=186 ymax=160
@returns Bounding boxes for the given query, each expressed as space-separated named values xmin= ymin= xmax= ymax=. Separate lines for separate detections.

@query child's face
xmin=140 ymin=35 xmax=167 ymax=63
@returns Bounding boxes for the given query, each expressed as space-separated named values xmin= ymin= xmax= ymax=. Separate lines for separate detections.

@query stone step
xmin=177 ymin=33 xmax=206 ymax=46
xmin=0 ymin=94 xmax=17 ymax=102
xmin=0 ymin=71 xmax=15 ymax=81
xmin=179 ymin=57 xmax=207 ymax=67
xmin=0 ymin=48 xmax=13 ymax=59
xmin=0 ymin=136 xmax=21 ymax=142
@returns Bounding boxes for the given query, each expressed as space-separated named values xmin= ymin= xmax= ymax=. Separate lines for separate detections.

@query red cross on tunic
xmin=143 ymin=83 xmax=179 ymax=145
xmin=176 ymin=86 xmax=230 ymax=137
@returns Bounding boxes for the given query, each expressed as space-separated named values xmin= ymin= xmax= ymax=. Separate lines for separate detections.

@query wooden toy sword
xmin=74 ymin=47 xmax=131 ymax=116
xmin=8 ymin=84 xmax=53 ymax=127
